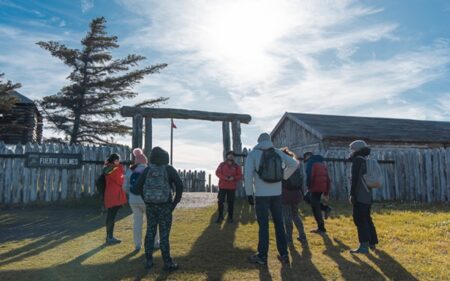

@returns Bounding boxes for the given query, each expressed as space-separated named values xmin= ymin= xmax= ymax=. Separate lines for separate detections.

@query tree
xmin=0 ymin=73 xmax=20 ymax=111
xmin=37 ymin=17 xmax=167 ymax=145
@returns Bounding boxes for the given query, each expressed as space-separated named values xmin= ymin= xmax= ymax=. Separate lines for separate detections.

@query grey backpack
xmin=257 ymin=148 xmax=284 ymax=183
xmin=143 ymin=164 xmax=171 ymax=204
xmin=359 ymin=157 xmax=383 ymax=189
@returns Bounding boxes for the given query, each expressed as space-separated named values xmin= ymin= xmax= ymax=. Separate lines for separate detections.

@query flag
xmin=171 ymin=119 xmax=177 ymax=129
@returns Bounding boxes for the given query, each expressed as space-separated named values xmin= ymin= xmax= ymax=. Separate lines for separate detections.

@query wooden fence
xmin=240 ymin=147 xmax=450 ymax=202
xmin=0 ymin=142 xmax=130 ymax=205
xmin=178 ymin=170 xmax=217 ymax=192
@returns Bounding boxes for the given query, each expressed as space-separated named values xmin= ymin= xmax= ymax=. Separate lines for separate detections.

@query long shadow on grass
xmin=0 ymin=205 xmax=131 ymax=268
xmin=366 ymin=249 xmax=419 ymax=281
xmin=154 ymin=201 xmax=257 ymax=281
xmin=322 ymin=236 xmax=385 ymax=280
xmin=280 ymin=244 xmax=326 ymax=281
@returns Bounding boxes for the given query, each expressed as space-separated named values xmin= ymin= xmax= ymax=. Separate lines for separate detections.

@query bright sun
xmin=202 ymin=0 xmax=295 ymax=83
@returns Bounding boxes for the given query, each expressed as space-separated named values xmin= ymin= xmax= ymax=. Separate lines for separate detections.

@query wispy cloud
xmin=80 ymin=0 xmax=94 ymax=13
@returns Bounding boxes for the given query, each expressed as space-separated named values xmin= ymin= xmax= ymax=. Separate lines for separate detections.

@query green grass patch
xmin=0 ymin=200 xmax=448 ymax=280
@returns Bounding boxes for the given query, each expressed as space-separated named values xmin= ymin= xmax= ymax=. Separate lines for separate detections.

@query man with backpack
xmin=135 ymin=147 xmax=183 ymax=271
xmin=303 ymin=152 xmax=331 ymax=234
xmin=349 ymin=140 xmax=380 ymax=254
xmin=244 ymin=133 xmax=298 ymax=265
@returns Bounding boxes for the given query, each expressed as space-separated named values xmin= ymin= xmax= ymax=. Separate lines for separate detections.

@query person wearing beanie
xmin=103 ymin=153 xmax=127 ymax=245
xmin=215 ymin=151 xmax=242 ymax=224
xmin=135 ymin=146 xmax=184 ymax=271
xmin=244 ymin=133 xmax=298 ymax=265
xmin=348 ymin=140 xmax=379 ymax=254
xmin=124 ymin=148 xmax=159 ymax=252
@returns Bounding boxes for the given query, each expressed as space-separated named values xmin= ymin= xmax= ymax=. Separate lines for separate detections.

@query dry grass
xmin=0 ymin=199 xmax=449 ymax=281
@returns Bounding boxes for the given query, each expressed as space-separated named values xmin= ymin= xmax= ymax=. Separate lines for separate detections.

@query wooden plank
xmin=424 ymin=150 xmax=433 ymax=202
xmin=438 ymin=148 xmax=447 ymax=201
xmin=52 ymin=143 xmax=62 ymax=201
xmin=3 ymin=146 xmax=14 ymax=204
xmin=12 ymin=144 xmax=23 ymax=203
xmin=222 ymin=121 xmax=231 ymax=161
xmin=144 ymin=117 xmax=152 ymax=158
xmin=121 ymin=106 xmax=252 ymax=124
xmin=132 ymin=114 xmax=143 ymax=151
xmin=44 ymin=143 xmax=54 ymax=202
xmin=60 ymin=144 xmax=69 ymax=200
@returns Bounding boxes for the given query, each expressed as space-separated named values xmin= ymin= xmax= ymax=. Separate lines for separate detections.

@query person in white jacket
xmin=124 ymin=148 xmax=160 ymax=252
xmin=244 ymin=133 xmax=298 ymax=265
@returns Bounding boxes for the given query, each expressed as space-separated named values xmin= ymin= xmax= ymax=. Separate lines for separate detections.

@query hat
xmin=257 ymin=133 xmax=271 ymax=143
xmin=349 ymin=140 xmax=368 ymax=152
xmin=133 ymin=148 xmax=148 ymax=165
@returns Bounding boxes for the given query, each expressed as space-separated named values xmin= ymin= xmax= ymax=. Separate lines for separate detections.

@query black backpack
xmin=257 ymin=148 xmax=283 ymax=183
xmin=285 ymin=168 xmax=303 ymax=191
xmin=95 ymin=174 xmax=106 ymax=197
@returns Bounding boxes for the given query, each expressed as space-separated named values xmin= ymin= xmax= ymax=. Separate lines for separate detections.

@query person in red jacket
xmin=304 ymin=152 xmax=331 ymax=234
xmin=103 ymin=153 xmax=127 ymax=244
xmin=215 ymin=151 xmax=242 ymax=223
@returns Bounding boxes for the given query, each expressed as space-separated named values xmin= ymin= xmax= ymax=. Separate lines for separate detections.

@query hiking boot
xmin=350 ymin=243 xmax=369 ymax=254
xmin=227 ymin=217 xmax=234 ymax=224
xmin=369 ymin=244 xmax=377 ymax=251
xmin=248 ymin=254 xmax=267 ymax=265
xmin=277 ymin=254 xmax=290 ymax=265
xmin=163 ymin=261 xmax=179 ymax=271
xmin=310 ymin=229 xmax=326 ymax=235
xmin=106 ymin=237 xmax=121 ymax=245
xmin=216 ymin=216 xmax=224 ymax=224
xmin=145 ymin=260 xmax=154 ymax=270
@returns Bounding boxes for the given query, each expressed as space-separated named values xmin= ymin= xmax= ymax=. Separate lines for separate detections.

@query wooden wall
xmin=0 ymin=104 xmax=42 ymax=144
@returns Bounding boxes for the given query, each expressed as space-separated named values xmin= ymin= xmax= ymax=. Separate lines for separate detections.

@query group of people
xmin=216 ymin=133 xmax=378 ymax=265
xmin=100 ymin=132 xmax=379 ymax=271
xmin=101 ymin=146 xmax=183 ymax=271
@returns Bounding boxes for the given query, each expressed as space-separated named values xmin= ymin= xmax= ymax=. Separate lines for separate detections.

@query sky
xmin=1 ymin=0 xmax=450 ymax=177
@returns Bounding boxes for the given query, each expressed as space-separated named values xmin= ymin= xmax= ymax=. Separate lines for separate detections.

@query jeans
xmin=310 ymin=192 xmax=326 ymax=231
xmin=282 ymin=204 xmax=306 ymax=241
xmin=106 ymin=206 xmax=120 ymax=239
xmin=145 ymin=203 xmax=173 ymax=264
xmin=255 ymin=195 xmax=288 ymax=259
xmin=217 ymin=189 xmax=235 ymax=219
xmin=353 ymin=202 xmax=378 ymax=245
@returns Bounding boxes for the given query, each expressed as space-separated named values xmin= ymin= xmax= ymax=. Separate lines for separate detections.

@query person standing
xmin=103 ymin=153 xmax=127 ymax=245
xmin=136 ymin=147 xmax=183 ymax=271
xmin=244 ymin=133 xmax=298 ymax=265
xmin=348 ymin=140 xmax=379 ymax=254
xmin=124 ymin=148 xmax=159 ymax=252
xmin=281 ymin=148 xmax=307 ymax=246
xmin=303 ymin=152 xmax=331 ymax=234
xmin=215 ymin=151 xmax=242 ymax=224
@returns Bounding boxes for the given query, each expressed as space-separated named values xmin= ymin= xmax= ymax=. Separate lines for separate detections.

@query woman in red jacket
xmin=215 ymin=151 xmax=242 ymax=223
xmin=103 ymin=153 xmax=127 ymax=244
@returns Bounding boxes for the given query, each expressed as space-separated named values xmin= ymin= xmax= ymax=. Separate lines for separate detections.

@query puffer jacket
xmin=103 ymin=163 xmax=127 ymax=208
xmin=305 ymin=155 xmax=331 ymax=195
xmin=216 ymin=161 xmax=242 ymax=190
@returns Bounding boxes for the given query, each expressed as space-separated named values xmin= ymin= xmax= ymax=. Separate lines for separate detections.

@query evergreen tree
xmin=37 ymin=17 xmax=167 ymax=144
xmin=0 ymin=73 xmax=20 ymax=111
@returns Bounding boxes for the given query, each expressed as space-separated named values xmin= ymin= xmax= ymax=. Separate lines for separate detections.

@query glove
xmin=247 ymin=195 xmax=254 ymax=205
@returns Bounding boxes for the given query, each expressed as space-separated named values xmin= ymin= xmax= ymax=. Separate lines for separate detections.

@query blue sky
xmin=1 ymin=0 xmax=450 ymax=174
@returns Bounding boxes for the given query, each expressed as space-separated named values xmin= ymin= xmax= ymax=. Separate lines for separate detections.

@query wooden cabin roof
xmin=272 ymin=112 xmax=450 ymax=144
xmin=8 ymin=91 xmax=35 ymax=104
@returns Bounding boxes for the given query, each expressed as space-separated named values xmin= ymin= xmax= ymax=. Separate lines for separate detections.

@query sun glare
xmin=203 ymin=0 xmax=295 ymax=83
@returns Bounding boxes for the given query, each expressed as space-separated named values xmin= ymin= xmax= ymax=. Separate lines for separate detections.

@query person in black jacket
xmin=136 ymin=146 xmax=183 ymax=271
xmin=348 ymin=140 xmax=378 ymax=254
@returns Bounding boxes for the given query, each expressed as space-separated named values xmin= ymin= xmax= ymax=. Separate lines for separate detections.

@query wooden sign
xmin=25 ymin=153 xmax=82 ymax=169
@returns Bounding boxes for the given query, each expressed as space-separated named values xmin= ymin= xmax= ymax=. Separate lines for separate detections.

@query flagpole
xmin=170 ymin=118 xmax=173 ymax=165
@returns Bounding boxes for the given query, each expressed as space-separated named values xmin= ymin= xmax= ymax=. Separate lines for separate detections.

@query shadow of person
xmin=0 ymin=206 xmax=132 ymax=267
xmin=322 ymin=236 xmax=385 ymax=280
xmin=279 ymin=243 xmax=325 ymax=281
xmin=150 ymin=201 xmax=255 ymax=281
xmin=366 ymin=249 xmax=419 ymax=281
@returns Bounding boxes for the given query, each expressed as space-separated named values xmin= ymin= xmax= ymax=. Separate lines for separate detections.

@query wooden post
xmin=144 ymin=117 xmax=152 ymax=159
xmin=132 ymin=114 xmax=143 ymax=151
xmin=231 ymin=120 xmax=243 ymax=197
xmin=222 ymin=121 xmax=231 ymax=160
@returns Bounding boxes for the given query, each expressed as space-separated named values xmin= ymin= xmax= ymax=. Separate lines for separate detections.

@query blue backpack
xmin=129 ymin=171 xmax=142 ymax=195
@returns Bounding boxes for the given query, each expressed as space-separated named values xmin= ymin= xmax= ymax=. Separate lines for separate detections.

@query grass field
xmin=0 ymin=198 xmax=449 ymax=281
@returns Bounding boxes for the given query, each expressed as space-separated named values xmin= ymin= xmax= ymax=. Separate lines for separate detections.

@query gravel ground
xmin=177 ymin=192 xmax=218 ymax=208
